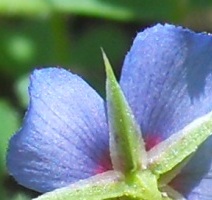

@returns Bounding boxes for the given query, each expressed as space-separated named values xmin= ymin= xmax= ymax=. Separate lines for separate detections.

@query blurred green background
xmin=1 ymin=0 xmax=212 ymax=199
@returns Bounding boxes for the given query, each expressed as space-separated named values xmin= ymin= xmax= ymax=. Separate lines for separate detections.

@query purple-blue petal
xmin=120 ymin=24 xmax=212 ymax=198
xmin=120 ymin=23 xmax=212 ymax=144
xmin=7 ymin=68 xmax=111 ymax=193
xmin=170 ymin=137 xmax=212 ymax=199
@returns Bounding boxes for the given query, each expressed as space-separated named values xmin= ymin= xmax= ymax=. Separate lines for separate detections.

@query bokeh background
xmin=1 ymin=1 xmax=212 ymax=199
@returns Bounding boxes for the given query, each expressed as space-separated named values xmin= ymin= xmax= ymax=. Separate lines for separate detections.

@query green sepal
xmin=125 ymin=170 xmax=162 ymax=200
xmin=103 ymin=50 xmax=147 ymax=173
xmin=33 ymin=171 xmax=126 ymax=200
xmin=158 ymin=155 xmax=192 ymax=187
xmin=148 ymin=111 xmax=212 ymax=176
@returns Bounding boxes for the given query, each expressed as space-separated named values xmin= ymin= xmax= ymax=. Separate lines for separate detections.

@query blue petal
xmin=120 ymin=23 xmax=212 ymax=147
xmin=170 ymin=137 xmax=212 ymax=199
xmin=7 ymin=68 xmax=111 ymax=193
xmin=120 ymin=24 xmax=212 ymax=198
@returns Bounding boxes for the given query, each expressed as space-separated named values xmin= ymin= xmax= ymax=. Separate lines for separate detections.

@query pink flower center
xmin=95 ymin=153 xmax=112 ymax=174
xmin=94 ymin=134 xmax=162 ymax=174
xmin=145 ymin=134 xmax=161 ymax=151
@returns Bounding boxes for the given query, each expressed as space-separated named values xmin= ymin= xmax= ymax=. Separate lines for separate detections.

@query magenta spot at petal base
xmin=145 ymin=134 xmax=162 ymax=151
xmin=95 ymin=154 xmax=112 ymax=174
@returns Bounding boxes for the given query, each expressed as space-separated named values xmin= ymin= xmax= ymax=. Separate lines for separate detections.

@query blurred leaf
xmin=0 ymin=0 xmax=190 ymax=22
xmin=2 ymin=190 xmax=34 ymax=200
xmin=9 ymin=193 xmax=31 ymax=200
xmin=50 ymin=0 xmax=186 ymax=22
xmin=0 ymin=99 xmax=19 ymax=173
xmin=15 ymin=74 xmax=29 ymax=108
xmin=6 ymin=35 xmax=35 ymax=63
xmin=0 ymin=19 xmax=70 ymax=77
xmin=190 ymin=0 xmax=212 ymax=7
xmin=0 ymin=174 xmax=6 ymax=200
xmin=0 ymin=0 xmax=51 ymax=16
xmin=1 ymin=0 xmax=212 ymax=22
xmin=70 ymin=25 xmax=129 ymax=94
xmin=71 ymin=25 xmax=128 ymax=69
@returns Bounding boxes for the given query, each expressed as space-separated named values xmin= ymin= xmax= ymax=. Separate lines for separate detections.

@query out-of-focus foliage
xmin=14 ymin=75 xmax=29 ymax=108
xmin=0 ymin=0 xmax=184 ymax=20
xmin=0 ymin=100 xmax=19 ymax=199
xmin=0 ymin=0 xmax=211 ymax=21
xmin=0 ymin=100 xmax=19 ymax=173
xmin=1 ymin=0 xmax=212 ymax=199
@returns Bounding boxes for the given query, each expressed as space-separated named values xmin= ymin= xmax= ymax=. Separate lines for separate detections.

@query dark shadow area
xmin=3 ymin=175 xmax=40 ymax=199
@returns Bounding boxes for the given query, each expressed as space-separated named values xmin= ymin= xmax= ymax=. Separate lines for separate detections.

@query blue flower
xmin=7 ymin=24 xmax=212 ymax=199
